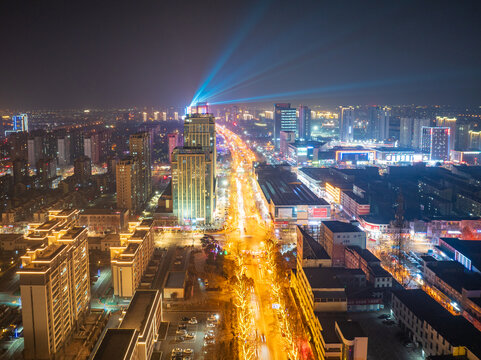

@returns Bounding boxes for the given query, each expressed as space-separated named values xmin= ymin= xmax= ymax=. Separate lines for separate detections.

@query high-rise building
xmin=116 ymin=158 xmax=140 ymax=212
xmin=12 ymin=158 xmax=29 ymax=184
xmin=436 ymin=116 xmax=457 ymax=154
xmin=142 ymin=112 xmax=148 ymax=122
xmin=27 ymin=131 xmax=45 ymax=168
xmin=84 ymin=133 xmax=100 ymax=164
xmin=298 ymin=105 xmax=311 ymax=141
xmin=274 ymin=103 xmax=297 ymax=148
xmin=74 ymin=156 xmax=92 ymax=185
xmin=36 ymin=157 xmax=57 ymax=184
xmin=168 ymin=133 xmax=180 ymax=163
xmin=154 ymin=111 xmax=159 ymax=121
xmin=280 ymin=131 xmax=296 ymax=155
xmin=12 ymin=113 xmax=28 ymax=133
xmin=8 ymin=131 xmax=28 ymax=161
xmin=339 ymin=106 xmax=355 ymax=142
xmin=469 ymin=130 xmax=481 ymax=150
xmin=399 ymin=118 xmax=414 ymax=147
xmin=456 ymin=119 xmax=472 ymax=151
xmin=400 ymin=117 xmax=431 ymax=149
xmin=57 ymin=134 xmax=71 ymax=167
xmin=183 ymin=112 xmax=216 ymax=170
xmin=19 ymin=210 xmax=90 ymax=360
xmin=412 ymin=118 xmax=431 ymax=149
xmin=129 ymin=132 xmax=152 ymax=206
xmin=367 ymin=106 xmax=390 ymax=142
xmin=172 ymin=148 xmax=214 ymax=225
xmin=421 ymin=127 xmax=450 ymax=161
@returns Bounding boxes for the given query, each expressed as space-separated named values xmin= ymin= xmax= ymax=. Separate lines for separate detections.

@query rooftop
xmin=342 ymin=190 xmax=369 ymax=205
xmin=302 ymin=267 xmax=364 ymax=289
xmin=120 ymin=290 xmax=159 ymax=337
xmin=298 ymin=227 xmax=330 ymax=260
xmin=322 ymin=220 xmax=364 ymax=233
xmin=256 ymin=166 xmax=326 ymax=206
xmin=346 ymin=246 xmax=379 ymax=263
xmin=92 ymin=329 xmax=138 ymax=360
xmin=336 ymin=320 xmax=367 ymax=340
xmin=393 ymin=289 xmax=481 ymax=357
xmin=81 ymin=208 xmax=128 ymax=215
xmin=165 ymin=271 xmax=186 ymax=289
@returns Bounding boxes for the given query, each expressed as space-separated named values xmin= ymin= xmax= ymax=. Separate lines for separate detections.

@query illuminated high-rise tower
xmin=422 ymin=126 xmax=450 ymax=161
xmin=274 ymin=103 xmax=296 ymax=148
xmin=172 ymin=148 xmax=214 ymax=225
xmin=172 ymin=103 xmax=216 ymax=225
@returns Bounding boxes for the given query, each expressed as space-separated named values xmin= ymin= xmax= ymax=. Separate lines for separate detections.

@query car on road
xmin=188 ymin=317 xmax=197 ymax=324
xmin=174 ymin=260 xmax=181 ymax=265
xmin=178 ymin=324 xmax=186 ymax=330
xmin=183 ymin=349 xmax=193 ymax=355
xmin=171 ymin=348 xmax=182 ymax=355
xmin=207 ymin=322 xmax=216 ymax=328
xmin=181 ymin=317 xmax=189 ymax=322
xmin=378 ymin=314 xmax=390 ymax=319
xmin=207 ymin=314 xmax=218 ymax=322
xmin=184 ymin=332 xmax=195 ymax=340
xmin=383 ymin=319 xmax=395 ymax=326
xmin=176 ymin=329 xmax=187 ymax=336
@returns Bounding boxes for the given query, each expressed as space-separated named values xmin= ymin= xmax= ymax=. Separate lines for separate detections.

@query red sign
xmin=312 ymin=207 xmax=328 ymax=218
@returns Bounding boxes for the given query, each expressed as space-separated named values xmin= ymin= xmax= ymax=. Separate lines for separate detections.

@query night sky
xmin=1 ymin=0 xmax=480 ymax=108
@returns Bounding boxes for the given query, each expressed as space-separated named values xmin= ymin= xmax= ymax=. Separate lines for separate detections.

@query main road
xmin=217 ymin=125 xmax=298 ymax=360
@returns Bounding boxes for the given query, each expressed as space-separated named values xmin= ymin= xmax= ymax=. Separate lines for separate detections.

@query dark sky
xmin=1 ymin=0 xmax=480 ymax=108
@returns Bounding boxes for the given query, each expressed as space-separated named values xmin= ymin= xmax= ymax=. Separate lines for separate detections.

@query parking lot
xmin=157 ymin=311 xmax=221 ymax=360
xmin=348 ymin=310 xmax=424 ymax=360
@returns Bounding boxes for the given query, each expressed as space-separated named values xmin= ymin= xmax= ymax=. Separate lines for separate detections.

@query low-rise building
xmin=345 ymin=246 xmax=393 ymax=288
xmin=320 ymin=221 xmax=366 ymax=267
xmin=79 ymin=208 xmax=129 ymax=235
xmin=164 ymin=271 xmax=186 ymax=299
xmin=255 ymin=165 xmax=330 ymax=226
xmin=392 ymin=289 xmax=481 ymax=359
xmin=341 ymin=190 xmax=370 ymax=218
xmin=297 ymin=226 xmax=332 ymax=268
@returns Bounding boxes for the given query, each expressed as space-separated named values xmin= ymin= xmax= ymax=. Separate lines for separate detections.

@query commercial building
xmin=255 ymin=165 xmax=330 ymax=226
xmin=274 ymin=103 xmax=297 ymax=148
xmin=375 ymin=147 xmax=423 ymax=165
xmin=18 ymin=214 xmax=90 ymax=360
xmin=340 ymin=190 xmax=370 ymax=218
xmin=392 ymin=289 xmax=481 ymax=359
xmin=183 ymin=111 xmax=216 ymax=162
xmin=110 ymin=219 xmax=155 ymax=297
xmin=79 ymin=208 xmax=129 ymax=234
xmin=320 ymin=221 xmax=366 ymax=266
xmin=339 ymin=106 xmax=355 ymax=142
xmin=298 ymin=105 xmax=311 ymax=141
xmin=422 ymin=127 xmax=450 ymax=161
xmin=437 ymin=237 xmax=481 ymax=273
xmin=93 ymin=289 xmax=162 ymax=360
xmin=116 ymin=157 xmax=140 ymax=213
xmin=287 ymin=141 xmax=326 ymax=166
xmin=171 ymin=147 xmax=215 ymax=225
